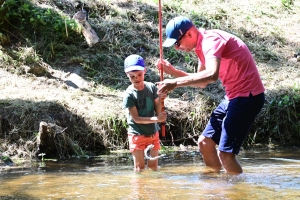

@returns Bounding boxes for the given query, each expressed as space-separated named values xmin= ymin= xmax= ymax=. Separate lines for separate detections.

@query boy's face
xmin=126 ymin=68 xmax=146 ymax=86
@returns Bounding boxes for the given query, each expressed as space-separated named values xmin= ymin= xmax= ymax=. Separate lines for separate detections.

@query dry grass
xmin=0 ymin=0 xmax=300 ymax=161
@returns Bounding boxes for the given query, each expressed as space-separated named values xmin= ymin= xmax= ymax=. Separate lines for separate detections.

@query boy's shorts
xmin=128 ymin=132 xmax=160 ymax=152
xmin=201 ymin=92 xmax=265 ymax=155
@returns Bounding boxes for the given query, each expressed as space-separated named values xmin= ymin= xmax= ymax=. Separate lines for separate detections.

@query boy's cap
xmin=124 ymin=54 xmax=145 ymax=73
xmin=163 ymin=16 xmax=193 ymax=47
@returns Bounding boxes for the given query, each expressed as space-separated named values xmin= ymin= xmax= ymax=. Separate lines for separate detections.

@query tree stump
xmin=73 ymin=9 xmax=99 ymax=47
xmin=37 ymin=121 xmax=67 ymax=157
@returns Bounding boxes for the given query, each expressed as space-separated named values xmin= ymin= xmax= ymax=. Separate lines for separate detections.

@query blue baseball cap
xmin=124 ymin=54 xmax=145 ymax=73
xmin=163 ymin=16 xmax=193 ymax=47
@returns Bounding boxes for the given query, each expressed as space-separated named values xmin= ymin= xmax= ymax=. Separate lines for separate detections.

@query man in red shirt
xmin=157 ymin=16 xmax=265 ymax=174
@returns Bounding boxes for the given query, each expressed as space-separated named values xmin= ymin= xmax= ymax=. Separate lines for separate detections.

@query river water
xmin=0 ymin=147 xmax=300 ymax=200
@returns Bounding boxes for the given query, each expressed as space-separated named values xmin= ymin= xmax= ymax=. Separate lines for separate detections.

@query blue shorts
xmin=202 ymin=92 xmax=265 ymax=154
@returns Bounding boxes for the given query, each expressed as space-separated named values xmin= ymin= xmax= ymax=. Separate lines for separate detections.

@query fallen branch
xmin=144 ymin=144 xmax=165 ymax=161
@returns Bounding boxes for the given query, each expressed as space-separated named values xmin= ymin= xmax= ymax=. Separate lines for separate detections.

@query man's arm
xmin=157 ymin=58 xmax=221 ymax=93
xmin=197 ymin=58 xmax=206 ymax=72
xmin=175 ymin=57 xmax=220 ymax=87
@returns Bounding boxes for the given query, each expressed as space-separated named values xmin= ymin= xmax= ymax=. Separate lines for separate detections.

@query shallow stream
xmin=1 ymin=147 xmax=300 ymax=199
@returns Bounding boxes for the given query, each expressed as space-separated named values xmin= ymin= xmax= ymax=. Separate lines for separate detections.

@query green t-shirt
xmin=123 ymin=81 xmax=160 ymax=135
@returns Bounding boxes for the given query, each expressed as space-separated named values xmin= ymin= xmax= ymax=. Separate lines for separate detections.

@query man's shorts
xmin=128 ymin=132 xmax=160 ymax=152
xmin=202 ymin=92 xmax=265 ymax=155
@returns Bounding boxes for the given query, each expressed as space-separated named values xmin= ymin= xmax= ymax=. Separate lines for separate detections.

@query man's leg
xmin=218 ymin=93 xmax=265 ymax=175
xmin=218 ymin=151 xmax=242 ymax=175
xmin=198 ymin=135 xmax=222 ymax=172
xmin=199 ymin=98 xmax=228 ymax=173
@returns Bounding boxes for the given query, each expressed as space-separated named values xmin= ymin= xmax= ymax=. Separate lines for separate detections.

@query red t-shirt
xmin=195 ymin=28 xmax=265 ymax=100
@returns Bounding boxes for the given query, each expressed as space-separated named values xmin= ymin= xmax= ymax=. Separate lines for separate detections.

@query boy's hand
xmin=157 ymin=111 xmax=167 ymax=122
xmin=158 ymin=92 xmax=168 ymax=99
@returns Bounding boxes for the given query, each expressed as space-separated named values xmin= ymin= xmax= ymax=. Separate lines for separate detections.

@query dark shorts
xmin=202 ymin=92 xmax=265 ymax=154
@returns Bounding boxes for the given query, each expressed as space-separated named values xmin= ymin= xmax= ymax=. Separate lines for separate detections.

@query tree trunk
xmin=0 ymin=0 xmax=6 ymax=23
xmin=0 ymin=0 xmax=5 ymax=7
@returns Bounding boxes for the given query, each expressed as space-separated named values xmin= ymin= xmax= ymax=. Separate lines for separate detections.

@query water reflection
xmin=1 ymin=147 xmax=300 ymax=199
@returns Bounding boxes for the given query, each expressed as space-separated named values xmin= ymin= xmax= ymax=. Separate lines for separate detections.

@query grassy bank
xmin=0 ymin=0 xmax=300 ymax=162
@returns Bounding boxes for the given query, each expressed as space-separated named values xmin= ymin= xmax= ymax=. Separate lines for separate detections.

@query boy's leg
xmin=128 ymin=134 xmax=146 ymax=172
xmin=131 ymin=150 xmax=145 ymax=172
xmin=129 ymin=132 xmax=161 ymax=171
xmin=147 ymin=149 xmax=159 ymax=171
xmin=147 ymin=132 xmax=160 ymax=170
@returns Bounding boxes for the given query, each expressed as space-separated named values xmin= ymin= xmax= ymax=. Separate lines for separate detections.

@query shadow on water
xmin=1 ymin=147 xmax=300 ymax=200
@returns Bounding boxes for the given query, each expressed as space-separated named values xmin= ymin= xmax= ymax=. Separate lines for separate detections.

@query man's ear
xmin=144 ymin=67 xmax=147 ymax=73
xmin=188 ymin=30 xmax=194 ymax=38
xmin=188 ymin=26 xmax=197 ymax=38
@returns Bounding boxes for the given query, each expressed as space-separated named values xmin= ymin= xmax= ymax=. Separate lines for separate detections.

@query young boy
xmin=123 ymin=54 xmax=167 ymax=172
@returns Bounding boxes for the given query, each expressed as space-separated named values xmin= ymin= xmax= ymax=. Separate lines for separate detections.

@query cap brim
xmin=162 ymin=38 xmax=177 ymax=47
xmin=124 ymin=65 xmax=145 ymax=73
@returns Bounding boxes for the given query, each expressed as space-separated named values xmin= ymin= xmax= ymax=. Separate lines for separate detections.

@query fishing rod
xmin=139 ymin=1 xmax=167 ymax=161
xmin=158 ymin=0 xmax=166 ymax=139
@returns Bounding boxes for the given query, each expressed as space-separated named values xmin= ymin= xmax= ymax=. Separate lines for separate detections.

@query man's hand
xmin=156 ymin=59 xmax=177 ymax=75
xmin=156 ymin=79 xmax=177 ymax=94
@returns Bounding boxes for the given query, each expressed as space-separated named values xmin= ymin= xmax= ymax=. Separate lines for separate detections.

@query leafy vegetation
xmin=0 ymin=0 xmax=300 ymax=162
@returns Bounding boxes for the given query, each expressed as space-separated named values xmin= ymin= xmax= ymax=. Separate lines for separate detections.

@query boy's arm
xmin=128 ymin=105 xmax=164 ymax=124
xmin=154 ymin=97 xmax=161 ymax=116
